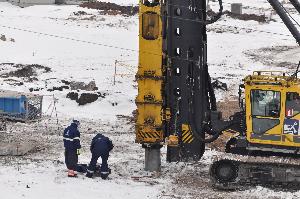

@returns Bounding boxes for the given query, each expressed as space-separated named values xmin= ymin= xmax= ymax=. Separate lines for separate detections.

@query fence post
xmin=114 ymin=60 xmax=117 ymax=85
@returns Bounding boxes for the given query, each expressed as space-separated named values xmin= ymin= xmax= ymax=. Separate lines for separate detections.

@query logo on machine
xmin=283 ymin=119 xmax=300 ymax=135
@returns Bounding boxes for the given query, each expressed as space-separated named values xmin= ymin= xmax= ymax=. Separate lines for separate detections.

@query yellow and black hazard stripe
xmin=181 ymin=124 xmax=194 ymax=143
xmin=138 ymin=130 xmax=161 ymax=140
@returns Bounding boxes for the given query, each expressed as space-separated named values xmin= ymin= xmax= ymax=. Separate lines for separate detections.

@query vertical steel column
xmin=164 ymin=0 xmax=209 ymax=162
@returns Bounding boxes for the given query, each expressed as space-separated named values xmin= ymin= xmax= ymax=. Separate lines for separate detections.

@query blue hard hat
xmin=72 ymin=120 xmax=80 ymax=126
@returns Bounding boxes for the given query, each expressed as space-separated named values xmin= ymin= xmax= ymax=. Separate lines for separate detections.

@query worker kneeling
xmin=86 ymin=133 xmax=114 ymax=179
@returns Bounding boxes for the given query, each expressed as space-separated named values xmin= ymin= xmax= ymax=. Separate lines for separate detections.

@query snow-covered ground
xmin=0 ymin=0 xmax=299 ymax=198
xmin=0 ymin=2 xmax=139 ymax=120
xmin=0 ymin=1 xmax=299 ymax=119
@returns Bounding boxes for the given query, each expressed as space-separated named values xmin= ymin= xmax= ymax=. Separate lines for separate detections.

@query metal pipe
xmin=268 ymin=0 xmax=300 ymax=45
xmin=289 ymin=0 xmax=300 ymax=13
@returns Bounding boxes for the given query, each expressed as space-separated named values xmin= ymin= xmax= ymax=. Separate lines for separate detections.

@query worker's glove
xmin=76 ymin=149 xmax=81 ymax=155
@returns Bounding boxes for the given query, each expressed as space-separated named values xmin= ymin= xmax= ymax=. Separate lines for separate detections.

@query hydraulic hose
xmin=187 ymin=94 xmax=221 ymax=143
xmin=188 ymin=108 xmax=239 ymax=143
xmin=187 ymin=62 xmax=238 ymax=143
xmin=189 ymin=117 xmax=221 ymax=143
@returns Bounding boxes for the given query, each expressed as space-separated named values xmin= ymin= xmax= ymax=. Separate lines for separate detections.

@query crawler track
xmin=210 ymin=153 xmax=300 ymax=190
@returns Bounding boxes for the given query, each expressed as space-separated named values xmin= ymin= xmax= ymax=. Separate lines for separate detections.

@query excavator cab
xmin=210 ymin=72 xmax=300 ymax=188
xmin=244 ymin=71 xmax=300 ymax=149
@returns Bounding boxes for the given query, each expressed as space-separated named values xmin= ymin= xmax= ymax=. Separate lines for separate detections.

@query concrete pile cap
xmin=0 ymin=89 xmax=41 ymax=98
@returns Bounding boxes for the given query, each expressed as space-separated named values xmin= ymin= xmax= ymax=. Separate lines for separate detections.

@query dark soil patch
xmin=0 ymin=34 xmax=7 ymax=41
xmin=76 ymin=93 xmax=99 ymax=105
xmin=244 ymin=46 xmax=299 ymax=69
xmin=47 ymin=86 xmax=69 ymax=92
xmin=61 ymin=80 xmax=71 ymax=85
xmin=208 ymin=100 xmax=240 ymax=152
xmin=1 ymin=63 xmax=51 ymax=81
xmin=8 ymin=65 xmax=35 ymax=77
xmin=80 ymin=1 xmax=138 ymax=16
xmin=67 ymin=91 xmax=108 ymax=105
xmin=30 ymin=64 xmax=51 ymax=72
xmin=66 ymin=92 xmax=79 ymax=101
xmin=223 ymin=11 xmax=266 ymax=23
xmin=208 ymin=10 xmax=267 ymax=23
xmin=217 ymin=100 xmax=240 ymax=120
xmin=4 ymin=79 xmax=24 ymax=86
xmin=0 ymin=63 xmax=14 ymax=66
xmin=73 ymin=11 xmax=87 ymax=16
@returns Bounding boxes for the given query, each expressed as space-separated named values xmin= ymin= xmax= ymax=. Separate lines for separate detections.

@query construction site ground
xmin=2 ymin=116 xmax=300 ymax=199
xmin=0 ymin=0 xmax=299 ymax=198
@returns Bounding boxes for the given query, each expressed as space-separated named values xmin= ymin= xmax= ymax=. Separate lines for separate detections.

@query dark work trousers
xmin=87 ymin=153 xmax=109 ymax=174
xmin=65 ymin=149 xmax=78 ymax=170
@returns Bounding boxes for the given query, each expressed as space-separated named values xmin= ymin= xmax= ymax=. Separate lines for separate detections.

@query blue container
xmin=0 ymin=95 xmax=26 ymax=114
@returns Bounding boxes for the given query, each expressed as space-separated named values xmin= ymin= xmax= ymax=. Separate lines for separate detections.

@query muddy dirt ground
xmin=80 ymin=1 xmax=138 ymax=16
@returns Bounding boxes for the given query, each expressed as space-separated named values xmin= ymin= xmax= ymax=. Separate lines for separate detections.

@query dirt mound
xmin=30 ymin=64 xmax=51 ymax=72
xmin=217 ymin=100 xmax=240 ymax=120
xmin=76 ymin=93 xmax=99 ymax=106
xmin=208 ymin=100 xmax=240 ymax=151
xmin=9 ymin=65 xmax=35 ymax=77
xmin=66 ymin=92 xmax=79 ymax=101
xmin=80 ymin=1 xmax=138 ymax=16
xmin=223 ymin=11 xmax=267 ymax=23
xmin=1 ymin=64 xmax=51 ymax=81
xmin=47 ymin=86 xmax=69 ymax=92
xmin=208 ymin=10 xmax=267 ymax=23
xmin=67 ymin=91 xmax=108 ymax=105
xmin=70 ymin=80 xmax=98 ymax=91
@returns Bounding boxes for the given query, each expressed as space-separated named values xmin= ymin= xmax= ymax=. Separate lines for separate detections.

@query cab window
xmin=142 ymin=0 xmax=159 ymax=7
xmin=286 ymin=92 xmax=300 ymax=117
xmin=251 ymin=90 xmax=281 ymax=117
xmin=142 ymin=12 xmax=159 ymax=40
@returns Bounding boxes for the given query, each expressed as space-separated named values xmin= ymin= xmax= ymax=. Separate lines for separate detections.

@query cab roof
xmin=244 ymin=71 xmax=300 ymax=86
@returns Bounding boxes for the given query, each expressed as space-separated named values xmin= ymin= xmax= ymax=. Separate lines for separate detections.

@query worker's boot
xmin=68 ymin=170 xmax=77 ymax=177
xmin=86 ymin=172 xmax=93 ymax=178
xmin=76 ymin=164 xmax=87 ymax=173
xmin=86 ymin=171 xmax=93 ymax=178
xmin=100 ymin=171 xmax=110 ymax=180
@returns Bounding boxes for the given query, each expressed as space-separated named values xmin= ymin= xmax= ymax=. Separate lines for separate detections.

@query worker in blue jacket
xmin=63 ymin=120 xmax=81 ymax=177
xmin=86 ymin=133 xmax=114 ymax=179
